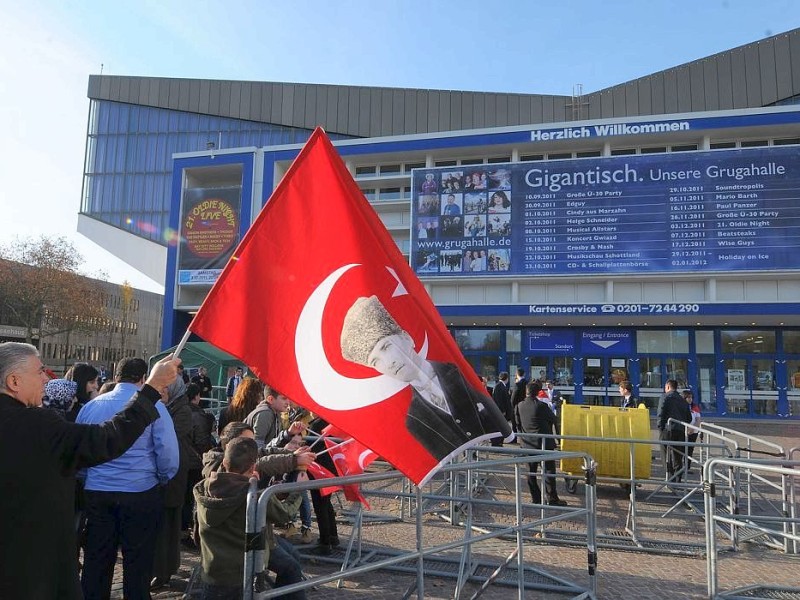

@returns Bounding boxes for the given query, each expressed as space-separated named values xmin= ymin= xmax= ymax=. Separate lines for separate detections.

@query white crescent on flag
xmin=295 ymin=263 xmax=428 ymax=410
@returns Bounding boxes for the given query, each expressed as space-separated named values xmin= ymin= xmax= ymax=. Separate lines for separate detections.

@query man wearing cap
xmin=340 ymin=295 xmax=511 ymax=462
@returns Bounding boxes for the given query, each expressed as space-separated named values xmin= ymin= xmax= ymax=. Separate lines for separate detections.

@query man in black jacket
xmin=657 ymin=379 xmax=692 ymax=482
xmin=515 ymin=381 xmax=567 ymax=506
xmin=0 ymin=342 xmax=179 ymax=600
xmin=490 ymin=372 xmax=512 ymax=447
xmin=509 ymin=368 xmax=527 ymax=434
xmin=511 ymin=368 xmax=527 ymax=407
xmin=191 ymin=366 xmax=214 ymax=397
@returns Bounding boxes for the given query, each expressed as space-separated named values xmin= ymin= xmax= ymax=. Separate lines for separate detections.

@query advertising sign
xmin=410 ymin=146 xmax=800 ymax=277
xmin=178 ymin=186 xmax=242 ymax=285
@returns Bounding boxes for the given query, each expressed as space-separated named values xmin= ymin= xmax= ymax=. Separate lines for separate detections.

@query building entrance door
xmin=526 ymin=356 xmax=576 ymax=402
xmin=721 ymin=357 xmax=778 ymax=416
xmin=464 ymin=354 xmax=499 ymax=392
xmin=582 ymin=357 xmax=629 ymax=405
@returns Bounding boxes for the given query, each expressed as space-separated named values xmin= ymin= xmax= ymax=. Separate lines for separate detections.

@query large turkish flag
xmin=190 ymin=128 xmax=509 ymax=485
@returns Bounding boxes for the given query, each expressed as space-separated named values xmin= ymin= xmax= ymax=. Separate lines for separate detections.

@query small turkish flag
xmin=306 ymin=461 xmax=341 ymax=497
xmin=324 ymin=438 xmax=371 ymax=509
xmin=190 ymin=128 xmax=510 ymax=485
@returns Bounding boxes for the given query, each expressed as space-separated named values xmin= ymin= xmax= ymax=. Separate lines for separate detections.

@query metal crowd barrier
xmin=241 ymin=451 xmax=598 ymax=600
xmin=199 ymin=396 xmax=227 ymax=420
xmin=480 ymin=431 xmax=734 ymax=556
xmin=703 ymin=458 xmax=800 ymax=598
xmin=682 ymin=420 xmax=792 ymax=553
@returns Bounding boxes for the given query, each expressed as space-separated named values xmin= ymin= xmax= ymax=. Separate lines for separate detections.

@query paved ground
xmin=109 ymin=420 xmax=799 ymax=599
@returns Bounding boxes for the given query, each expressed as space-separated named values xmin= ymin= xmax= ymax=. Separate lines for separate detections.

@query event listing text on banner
xmin=409 ymin=146 xmax=800 ymax=277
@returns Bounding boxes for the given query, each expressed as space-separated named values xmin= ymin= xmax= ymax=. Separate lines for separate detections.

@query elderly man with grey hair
xmin=340 ymin=295 xmax=511 ymax=462
xmin=0 ymin=341 xmax=180 ymax=600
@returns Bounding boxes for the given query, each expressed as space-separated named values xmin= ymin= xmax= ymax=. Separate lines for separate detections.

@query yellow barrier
xmin=559 ymin=404 xmax=652 ymax=479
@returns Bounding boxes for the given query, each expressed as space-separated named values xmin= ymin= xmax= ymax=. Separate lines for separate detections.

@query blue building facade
xmin=80 ymin=30 xmax=800 ymax=419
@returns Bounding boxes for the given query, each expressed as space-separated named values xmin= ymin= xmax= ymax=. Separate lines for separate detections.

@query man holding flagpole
xmin=340 ymin=295 xmax=511 ymax=462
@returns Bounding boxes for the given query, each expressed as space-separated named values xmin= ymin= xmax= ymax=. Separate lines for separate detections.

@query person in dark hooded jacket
xmin=195 ymin=436 xmax=311 ymax=599
xmin=194 ymin=436 xmax=260 ymax=599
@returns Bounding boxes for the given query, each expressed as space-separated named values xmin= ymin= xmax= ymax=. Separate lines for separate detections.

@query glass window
xmin=553 ymin=356 xmax=574 ymax=386
xmin=697 ymin=356 xmax=717 ymax=413
xmin=520 ymin=154 xmax=544 ymax=161
xmin=97 ymin=138 xmax=116 ymax=172
xmin=434 ymin=159 xmax=457 ymax=167
xmin=136 ymin=107 xmax=148 ymax=132
xmin=671 ymin=144 xmax=698 ymax=152
xmin=548 ymin=152 xmax=572 ymax=160
xmin=640 ymin=146 xmax=667 ymax=154
xmin=505 ymin=330 xmax=521 ymax=352
xmin=710 ymin=141 xmax=736 ymax=149
xmin=487 ymin=156 xmax=511 ymax=164
xmin=773 ymin=137 xmax=800 ymax=146
xmin=452 ymin=330 xmax=502 ymax=351
xmin=116 ymin=137 xmax=128 ymax=172
xmin=639 ymin=356 xmax=663 ymax=389
xmin=360 ymin=188 xmax=376 ymax=201
xmin=576 ymin=150 xmax=602 ymax=158
xmin=636 ymin=330 xmax=689 ymax=353
xmin=784 ymin=331 xmax=800 ymax=353
xmin=404 ymin=162 xmax=426 ymax=172
xmin=610 ymin=148 xmax=636 ymax=156
xmin=720 ymin=330 xmax=776 ymax=353
xmin=378 ymin=187 xmax=401 ymax=201
xmin=379 ymin=164 xmax=401 ymax=175
xmin=740 ymin=140 xmax=768 ymax=148
xmin=787 ymin=359 xmax=800 ymax=416
xmin=723 ymin=357 xmax=748 ymax=414
xmin=696 ymin=330 xmax=714 ymax=354
xmin=355 ymin=166 xmax=376 ymax=177
xmin=84 ymin=101 xmax=353 ymax=244
xmin=117 ymin=105 xmax=131 ymax=134
xmin=460 ymin=158 xmax=483 ymax=166
xmin=665 ymin=357 xmax=688 ymax=388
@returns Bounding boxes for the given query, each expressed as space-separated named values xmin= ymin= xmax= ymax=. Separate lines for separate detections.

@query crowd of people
xmin=1 ymin=338 xmax=703 ymax=599
xmin=0 ymin=344 xmax=347 ymax=600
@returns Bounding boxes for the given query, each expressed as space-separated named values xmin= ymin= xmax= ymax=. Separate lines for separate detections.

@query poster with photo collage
xmin=412 ymin=167 xmax=513 ymax=275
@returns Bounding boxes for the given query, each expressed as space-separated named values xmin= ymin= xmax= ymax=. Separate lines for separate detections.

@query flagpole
xmin=173 ymin=328 xmax=192 ymax=361
xmin=312 ymin=437 xmax=354 ymax=458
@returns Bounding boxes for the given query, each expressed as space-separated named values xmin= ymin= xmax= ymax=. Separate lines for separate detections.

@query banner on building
xmin=178 ymin=186 xmax=242 ymax=285
xmin=410 ymin=146 xmax=800 ymax=277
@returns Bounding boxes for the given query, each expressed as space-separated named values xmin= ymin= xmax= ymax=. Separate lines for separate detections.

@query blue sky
xmin=0 ymin=0 xmax=798 ymax=293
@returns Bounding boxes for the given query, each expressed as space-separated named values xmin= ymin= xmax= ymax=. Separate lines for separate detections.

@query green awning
xmin=150 ymin=342 xmax=245 ymax=399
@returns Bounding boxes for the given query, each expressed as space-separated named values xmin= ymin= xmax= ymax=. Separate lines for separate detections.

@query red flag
xmin=305 ymin=461 xmax=341 ymax=497
xmin=189 ymin=127 xmax=510 ymax=485
xmin=328 ymin=436 xmax=379 ymax=473
xmin=324 ymin=438 xmax=370 ymax=509
xmin=320 ymin=423 xmax=349 ymax=440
